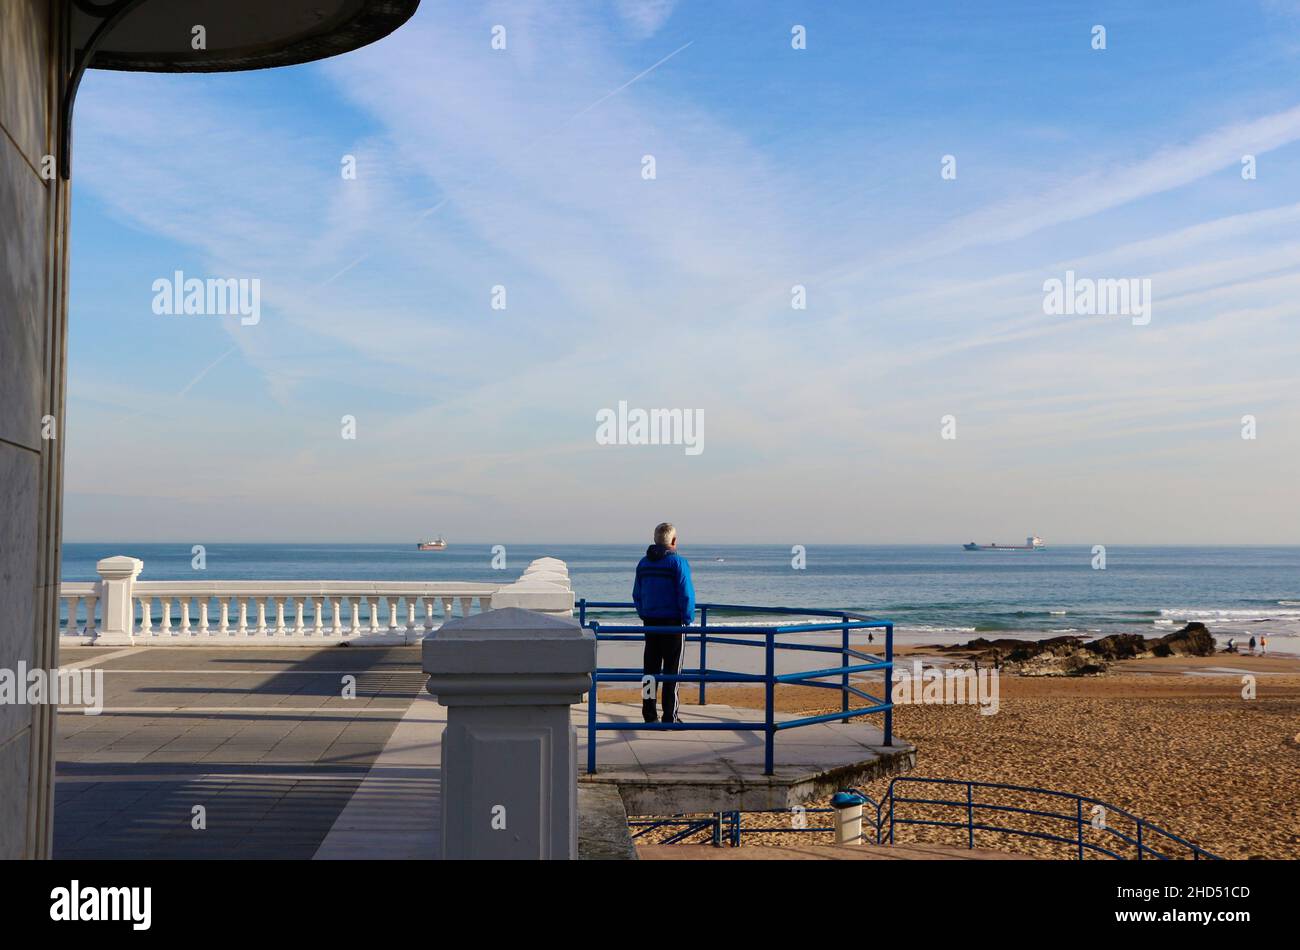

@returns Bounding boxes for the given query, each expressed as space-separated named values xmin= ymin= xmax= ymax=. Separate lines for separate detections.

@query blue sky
xmin=64 ymin=0 xmax=1300 ymax=543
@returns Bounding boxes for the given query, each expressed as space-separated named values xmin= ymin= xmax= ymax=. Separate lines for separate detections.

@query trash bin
xmin=830 ymin=790 xmax=868 ymax=846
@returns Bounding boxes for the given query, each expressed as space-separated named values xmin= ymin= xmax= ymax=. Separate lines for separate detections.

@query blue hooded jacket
xmin=632 ymin=544 xmax=696 ymax=625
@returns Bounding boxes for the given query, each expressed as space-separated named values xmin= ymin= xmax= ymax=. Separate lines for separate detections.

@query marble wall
xmin=0 ymin=0 xmax=67 ymax=859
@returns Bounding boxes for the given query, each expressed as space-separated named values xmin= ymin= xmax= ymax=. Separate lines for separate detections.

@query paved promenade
xmin=54 ymin=645 xmax=425 ymax=859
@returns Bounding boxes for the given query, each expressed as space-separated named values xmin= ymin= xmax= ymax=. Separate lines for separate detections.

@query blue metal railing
xmin=577 ymin=600 xmax=894 ymax=776
xmin=628 ymin=814 xmax=730 ymax=846
xmin=883 ymin=777 xmax=1221 ymax=860
xmin=708 ymin=778 xmax=1220 ymax=859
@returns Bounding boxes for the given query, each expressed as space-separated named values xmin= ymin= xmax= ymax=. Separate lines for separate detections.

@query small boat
xmin=963 ymin=535 xmax=1044 ymax=551
xmin=417 ymin=537 xmax=448 ymax=551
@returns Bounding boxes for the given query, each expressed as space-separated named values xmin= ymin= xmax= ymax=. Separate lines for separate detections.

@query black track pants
xmin=641 ymin=618 xmax=685 ymax=723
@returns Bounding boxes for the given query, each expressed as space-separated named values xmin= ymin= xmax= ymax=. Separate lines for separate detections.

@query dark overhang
xmin=73 ymin=0 xmax=420 ymax=73
xmin=61 ymin=0 xmax=420 ymax=178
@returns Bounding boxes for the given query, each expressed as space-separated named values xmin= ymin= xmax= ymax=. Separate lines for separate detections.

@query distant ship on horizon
xmin=963 ymin=535 xmax=1045 ymax=551
xmin=417 ymin=537 xmax=447 ymax=551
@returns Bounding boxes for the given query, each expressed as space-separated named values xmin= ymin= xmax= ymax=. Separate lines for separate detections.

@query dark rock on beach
xmin=1149 ymin=621 xmax=1215 ymax=657
xmin=1010 ymin=652 xmax=1109 ymax=677
xmin=1084 ymin=633 xmax=1150 ymax=660
xmin=942 ymin=622 xmax=1215 ymax=675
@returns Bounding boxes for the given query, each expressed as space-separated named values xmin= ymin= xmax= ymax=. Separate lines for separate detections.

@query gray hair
xmin=654 ymin=522 xmax=676 ymax=546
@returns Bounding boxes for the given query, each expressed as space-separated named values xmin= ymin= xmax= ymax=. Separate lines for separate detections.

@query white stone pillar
xmin=94 ymin=556 xmax=144 ymax=645
xmin=423 ymin=607 xmax=595 ymax=860
xmin=490 ymin=558 xmax=574 ymax=618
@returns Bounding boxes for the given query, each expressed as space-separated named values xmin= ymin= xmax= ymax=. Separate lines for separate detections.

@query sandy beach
xmin=609 ymin=649 xmax=1300 ymax=859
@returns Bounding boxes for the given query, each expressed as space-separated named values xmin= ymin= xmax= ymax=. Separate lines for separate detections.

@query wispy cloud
xmin=838 ymin=103 xmax=1300 ymax=277
xmin=616 ymin=0 xmax=678 ymax=37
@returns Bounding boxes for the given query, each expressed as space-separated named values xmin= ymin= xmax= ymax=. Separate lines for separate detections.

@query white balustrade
xmin=60 ymin=557 xmax=566 ymax=644
xmin=61 ymin=585 xmax=96 ymax=640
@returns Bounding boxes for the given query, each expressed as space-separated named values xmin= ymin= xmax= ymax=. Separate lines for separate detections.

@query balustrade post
xmin=487 ymin=566 xmax=574 ymax=619
xmin=64 ymin=596 xmax=80 ymax=638
xmin=405 ymin=599 xmax=419 ymax=643
xmin=83 ymin=595 xmax=98 ymax=638
xmin=93 ymin=555 xmax=144 ymax=645
xmin=423 ymin=608 xmax=595 ymax=859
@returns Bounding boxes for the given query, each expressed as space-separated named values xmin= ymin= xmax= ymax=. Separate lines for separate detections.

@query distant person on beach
xmin=633 ymin=522 xmax=696 ymax=724
xmin=1249 ymin=635 xmax=1257 ymax=655
xmin=1226 ymin=638 xmax=1236 ymax=653
xmin=1261 ymin=635 xmax=1268 ymax=655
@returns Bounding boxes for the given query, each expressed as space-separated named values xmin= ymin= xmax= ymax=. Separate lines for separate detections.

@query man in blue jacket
xmin=632 ymin=522 xmax=696 ymax=723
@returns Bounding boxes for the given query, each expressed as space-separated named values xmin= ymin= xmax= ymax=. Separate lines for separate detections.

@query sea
xmin=61 ymin=543 xmax=1300 ymax=656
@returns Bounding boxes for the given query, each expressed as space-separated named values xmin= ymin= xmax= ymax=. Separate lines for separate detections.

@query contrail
xmin=566 ymin=40 xmax=693 ymax=124
xmin=177 ymin=345 xmax=238 ymax=397
xmin=322 ymin=40 xmax=695 ymax=285
xmin=117 ymin=344 xmax=239 ymax=425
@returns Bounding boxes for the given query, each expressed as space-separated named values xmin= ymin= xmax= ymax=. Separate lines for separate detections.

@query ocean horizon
xmin=62 ymin=542 xmax=1300 ymax=655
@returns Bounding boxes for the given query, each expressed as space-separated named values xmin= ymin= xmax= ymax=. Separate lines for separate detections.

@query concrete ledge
xmin=577 ymin=784 xmax=637 ymax=860
xmin=579 ymin=702 xmax=915 ymax=815
xmin=638 ymin=842 xmax=1035 ymax=861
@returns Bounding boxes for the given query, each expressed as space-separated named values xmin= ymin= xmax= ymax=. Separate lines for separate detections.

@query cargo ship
xmin=963 ymin=535 xmax=1044 ymax=551
xmin=417 ymin=537 xmax=447 ymax=551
